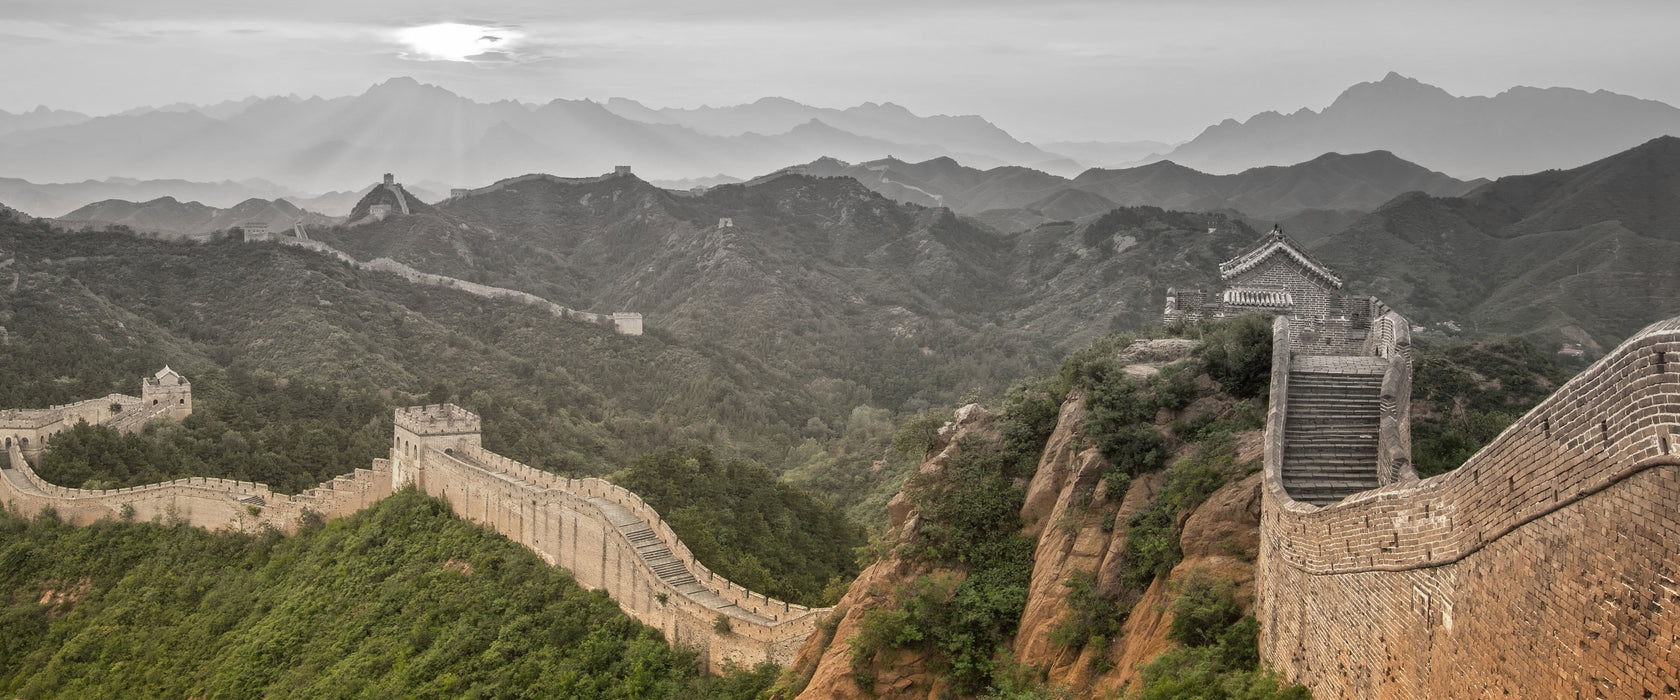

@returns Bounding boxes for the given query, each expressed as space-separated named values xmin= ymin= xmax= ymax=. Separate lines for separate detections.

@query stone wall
xmin=1258 ymin=315 xmax=1680 ymax=698
xmin=0 ymin=439 xmax=392 ymax=534
xmin=266 ymin=237 xmax=643 ymax=335
xmin=3 ymin=396 xmax=826 ymax=672
xmin=401 ymin=437 xmax=825 ymax=670
xmin=2 ymin=370 xmax=186 ymax=464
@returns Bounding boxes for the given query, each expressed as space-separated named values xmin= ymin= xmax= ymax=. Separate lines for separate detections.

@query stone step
xmin=1284 ymin=416 xmax=1380 ymax=425
xmin=1285 ymin=451 xmax=1379 ymax=460
xmin=1284 ymin=428 xmax=1379 ymax=437
xmin=1285 ymin=398 xmax=1381 ymax=407
xmin=1285 ymin=456 xmax=1379 ymax=466
xmin=1290 ymin=375 xmax=1385 ymax=384
xmin=1284 ymin=440 xmax=1379 ymax=449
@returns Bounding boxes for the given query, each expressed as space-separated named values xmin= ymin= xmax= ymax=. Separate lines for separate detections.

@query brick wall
xmin=1258 ymin=316 xmax=1680 ymax=698
xmin=2 ymin=396 xmax=825 ymax=672
xmin=412 ymin=441 xmax=825 ymax=670
xmin=0 ymin=440 xmax=391 ymax=533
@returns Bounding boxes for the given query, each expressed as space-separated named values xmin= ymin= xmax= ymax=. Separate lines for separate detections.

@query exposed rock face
xmin=786 ymin=378 xmax=1268 ymax=698
xmin=793 ymin=405 xmax=993 ymax=700
xmin=1120 ymin=338 xmax=1199 ymax=379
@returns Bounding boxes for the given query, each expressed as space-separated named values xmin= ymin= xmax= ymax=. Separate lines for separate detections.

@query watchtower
xmin=141 ymin=366 xmax=192 ymax=420
xmin=391 ymin=404 xmax=482 ymax=487
xmin=610 ymin=312 xmax=644 ymax=336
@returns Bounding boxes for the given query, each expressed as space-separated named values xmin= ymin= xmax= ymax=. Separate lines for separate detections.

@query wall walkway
xmin=1258 ymin=314 xmax=1680 ymax=698
xmin=402 ymin=434 xmax=826 ymax=670
xmin=0 ymin=398 xmax=824 ymax=671
xmin=268 ymin=237 xmax=642 ymax=335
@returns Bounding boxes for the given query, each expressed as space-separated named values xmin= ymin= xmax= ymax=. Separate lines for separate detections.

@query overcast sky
xmin=2 ymin=0 xmax=1677 ymax=143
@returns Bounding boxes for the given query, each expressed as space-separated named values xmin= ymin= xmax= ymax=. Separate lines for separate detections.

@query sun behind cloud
xmin=394 ymin=23 xmax=524 ymax=62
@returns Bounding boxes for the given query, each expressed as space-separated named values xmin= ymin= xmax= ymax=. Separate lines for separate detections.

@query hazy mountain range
xmin=1 ymin=74 xmax=1674 ymax=196
xmin=781 ymin=150 xmax=1481 ymax=236
xmin=0 ymin=78 xmax=1067 ymax=192
xmin=1310 ymin=135 xmax=1680 ymax=350
xmin=4 ymin=137 xmax=1676 ymax=366
xmin=55 ymin=197 xmax=341 ymax=239
xmin=283 ymin=137 xmax=1677 ymax=360
xmin=0 ymin=176 xmax=421 ymax=219
xmin=37 ymin=148 xmax=1479 ymax=243
xmin=1157 ymin=72 xmax=1680 ymax=178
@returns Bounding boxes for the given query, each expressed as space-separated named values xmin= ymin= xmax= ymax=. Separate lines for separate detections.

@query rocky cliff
xmin=780 ymin=338 xmax=1290 ymax=698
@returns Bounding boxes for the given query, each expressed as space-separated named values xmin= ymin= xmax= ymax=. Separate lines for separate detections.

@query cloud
xmin=393 ymin=23 xmax=528 ymax=63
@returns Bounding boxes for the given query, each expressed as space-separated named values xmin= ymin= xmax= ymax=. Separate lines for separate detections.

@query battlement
xmin=394 ymin=403 xmax=481 ymax=436
xmin=5 ymin=384 xmax=815 ymax=671
xmin=1258 ymin=314 xmax=1680 ymax=697
xmin=0 ymin=408 xmax=60 ymax=430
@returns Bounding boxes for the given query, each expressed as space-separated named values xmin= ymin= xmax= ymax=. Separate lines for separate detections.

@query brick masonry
xmin=0 ymin=397 xmax=821 ymax=672
xmin=1259 ymin=315 xmax=1680 ymax=698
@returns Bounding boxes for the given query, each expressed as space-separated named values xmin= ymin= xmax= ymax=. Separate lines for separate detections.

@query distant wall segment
xmin=266 ymin=238 xmax=644 ymax=335
xmin=1258 ymin=316 xmax=1680 ymax=697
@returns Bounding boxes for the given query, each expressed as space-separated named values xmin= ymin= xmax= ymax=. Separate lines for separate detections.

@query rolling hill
xmin=55 ymin=196 xmax=340 ymax=239
xmin=1310 ymin=136 xmax=1680 ymax=351
xmin=781 ymin=150 xmax=1478 ymax=234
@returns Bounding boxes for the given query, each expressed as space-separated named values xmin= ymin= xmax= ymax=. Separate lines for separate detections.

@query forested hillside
xmin=0 ymin=213 xmax=869 ymax=606
xmin=0 ymin=489 xmax=776 ymax=698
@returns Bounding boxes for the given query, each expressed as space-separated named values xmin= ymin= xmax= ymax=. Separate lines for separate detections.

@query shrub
xmin=1046 ymin=570 xmax=1124 ymax=652
xmin=1094 ymin=424 xmax=1168 ymax=479
xmin=1169 ymin=575 xmax=1244 ymax=649
xmin=1121 ymin=505 xmax=1180 ymax=588
xmin=1132 ymin=572 xmax=1308 ymax=699
xmin=892 ymin=410 xmax=951 ymax=459
xmin=1198 ymin=315 xmax=1274 ymax=400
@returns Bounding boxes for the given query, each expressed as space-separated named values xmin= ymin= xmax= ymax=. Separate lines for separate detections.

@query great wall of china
xmin=5 ymin=219 xmax=1677 ymax=687
xmin=257 ymin=233 xmax=643 ymax=336
xmin=0 ymin=378 xmax=819 ymax=669
xmin=1259 ymin=313 xmax=1680 ymax=698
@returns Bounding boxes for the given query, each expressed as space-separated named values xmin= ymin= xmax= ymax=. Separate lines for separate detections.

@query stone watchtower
xmin=141 ymin=366 xmax=192 ymax=420
xmin=390 ymin=404 xmax=482 ymax=488
xmin=1165 ymin=225 xmax=1385 ymax=353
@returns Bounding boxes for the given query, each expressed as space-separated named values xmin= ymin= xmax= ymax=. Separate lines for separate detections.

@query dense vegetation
xmin=0 ymin=489 xmax=775 ymax=698
xmin=838 ymin=317 xmax=1293 ymax=697
xmin=611 ymin=447 xmax=867 ymax=606
xmin=1134 ymin=576 xmax=1309 ymax=699
xmin=1409 ymin=336 xmax=1580 ymax=477
xmin=0 ymin=218 xmax=875 ymax=478
xmin=35 ymin=371 xmax=388 ymax=493
xmin=846 ymin=380 xmax=1059 ymax=694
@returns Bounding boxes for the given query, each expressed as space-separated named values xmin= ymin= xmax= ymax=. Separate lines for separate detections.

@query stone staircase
xmin=589 ymin=497 xmax=773 ymax=622
xmin=1283 ymin=356 xmax=1387 ymax=506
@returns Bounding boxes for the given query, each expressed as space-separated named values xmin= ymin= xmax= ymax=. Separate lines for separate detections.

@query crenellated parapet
xmin=406 ymin=421 xmax=828 ymax=670
xmin=395 ymin=403 xmax=482 ymax=437
xmin=2 ymin=369 xmax=191 ymax=465
xmin=1258 ymin=315 xmax=1680 ymax=698
xmin=2 ymin=390 xmax=824 ymax=672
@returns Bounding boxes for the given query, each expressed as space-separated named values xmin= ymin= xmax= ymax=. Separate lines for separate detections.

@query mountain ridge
xmin=1158 ymin=72 xmax=1680 ymax=178
xmin=1311 ymin=136 xmax=1680 ymax=348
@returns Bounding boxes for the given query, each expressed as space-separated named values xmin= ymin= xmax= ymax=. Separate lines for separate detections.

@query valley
xmin=2 ymin=26 xmax=1678 ymax=696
